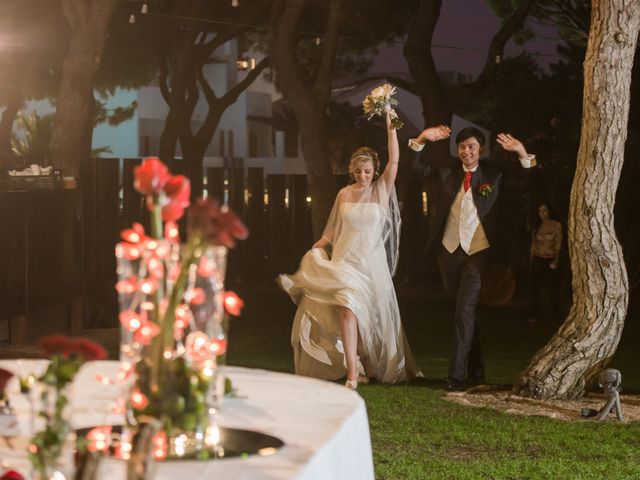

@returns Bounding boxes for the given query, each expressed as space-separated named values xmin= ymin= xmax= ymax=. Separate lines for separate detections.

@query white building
xmin=17 ymin=41 xmax=489 ymax=174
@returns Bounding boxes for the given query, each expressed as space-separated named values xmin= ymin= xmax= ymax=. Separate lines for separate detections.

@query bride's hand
xmin=312 ymin=238 xmax=328 ymax=249
xmin=386 ymin=108 xmax=398 ymax=129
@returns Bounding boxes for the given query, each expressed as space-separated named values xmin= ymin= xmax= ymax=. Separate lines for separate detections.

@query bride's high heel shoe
xmin=345 ymin=379 xmax=358 ymax=390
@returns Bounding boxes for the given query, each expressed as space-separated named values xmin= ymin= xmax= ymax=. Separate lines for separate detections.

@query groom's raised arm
xmin=406 ymin=125 xmax=452 ymax=175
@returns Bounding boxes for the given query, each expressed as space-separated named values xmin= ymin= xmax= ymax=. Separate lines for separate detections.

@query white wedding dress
xmin=280 ymin=182 xmax=421 ymax=383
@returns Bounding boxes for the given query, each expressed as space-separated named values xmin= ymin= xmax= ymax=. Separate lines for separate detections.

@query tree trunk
xmin=270 ymin=0 xmax=343 ymax=238
xmin=515 ymin=0 xmax=639 ymax=400
xmin=295 ymin=101 xmax=335 ymax=238
xmin=49 ymin=0 xmax=116 ymax=178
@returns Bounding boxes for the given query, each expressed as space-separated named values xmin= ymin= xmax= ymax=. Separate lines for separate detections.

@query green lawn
xmin=227 ymin=289 xmax=640 ymax=480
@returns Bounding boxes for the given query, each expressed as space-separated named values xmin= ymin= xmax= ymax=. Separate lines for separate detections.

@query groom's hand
xmin=496 ymin=133 xmax=537 ymax=168
xmin=418 ymin=125 xmax=451 ymax=144
xmin=496 ymin=133 xmax=527 ymax=158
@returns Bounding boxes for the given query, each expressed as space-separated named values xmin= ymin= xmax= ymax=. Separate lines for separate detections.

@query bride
xmin=279 ymin=109 xmax=450 ymax=389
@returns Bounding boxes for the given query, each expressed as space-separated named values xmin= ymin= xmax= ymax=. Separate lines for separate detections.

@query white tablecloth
xmin=0 ymin=360 xmax=375 ymax=480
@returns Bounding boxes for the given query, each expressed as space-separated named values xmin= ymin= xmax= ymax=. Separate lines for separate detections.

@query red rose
xmin=134 ymin=157 xmax=171 ymax=196
xmin=223 ymin=291 xmax=244 ymax=316
xmin=0 ymin=470 xmax=24 ymax=480
xmin=39 ymin=335 xmax=107 ymax=361
xmin=162 ymin=175 xmax=191 ymax=222
xmin=74 ymin=338 xmax=108 ymax=361
xmin=0 ymin=368 xmax=14 ymax=392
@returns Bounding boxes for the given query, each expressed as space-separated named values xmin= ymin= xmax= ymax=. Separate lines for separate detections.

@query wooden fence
xmin=80 ymin=158 xmax=433 ymax=327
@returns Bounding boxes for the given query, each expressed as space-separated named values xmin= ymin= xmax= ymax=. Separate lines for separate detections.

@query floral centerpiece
xmin=29 ymin=335 xmax=107 ymax=480
xmin=115 ymin=157 xmax=247 ymax=461
xmin=362 ymin=83 xmax=403 ymax=129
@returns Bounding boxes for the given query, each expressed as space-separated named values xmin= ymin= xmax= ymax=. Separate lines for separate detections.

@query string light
xmin=128 ymin=13 xmax=135 ymax=24
xmin=120 ymin=10 xmax=565 ymax=60
xmin=232 ymin=0 xmax=239 ymax=6
xmin=141 ymin=3 xmax=148 ymax=14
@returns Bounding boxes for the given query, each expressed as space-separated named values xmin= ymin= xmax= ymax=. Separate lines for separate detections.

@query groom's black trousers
xmin=437 ymin=245 xmax=488 ymax=383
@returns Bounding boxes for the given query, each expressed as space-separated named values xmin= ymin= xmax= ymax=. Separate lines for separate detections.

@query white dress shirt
xmin=408 ymin=138 xmax=536 ymax=255
xmin=441 ymin=166 xmax=489 ymax=255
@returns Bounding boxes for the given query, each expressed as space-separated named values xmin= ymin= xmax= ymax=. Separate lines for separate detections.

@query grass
xmin=227 ymin=288 xmax=640 ymax=480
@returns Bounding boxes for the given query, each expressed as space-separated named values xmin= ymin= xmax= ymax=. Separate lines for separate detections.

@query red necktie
xmin=463 ymin=171 xmax=472 ymax=192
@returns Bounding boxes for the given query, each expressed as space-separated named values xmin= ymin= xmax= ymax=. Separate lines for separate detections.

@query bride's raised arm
xmin=379 ymin=108 xmax=400 ymax=194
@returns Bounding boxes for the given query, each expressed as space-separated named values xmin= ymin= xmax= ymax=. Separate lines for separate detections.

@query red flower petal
xmin=134 ymin=157 xmax=171 ymax=196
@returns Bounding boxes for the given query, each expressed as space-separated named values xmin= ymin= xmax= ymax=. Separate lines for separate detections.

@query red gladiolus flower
xmin=162 ymin=175 xmax=191 ymax=222
xmin=0 ymin=368 xmax=14 ymax=392
xmin=223 ymin=291 xmax=244 ymax=316
xmin=134 ymin=157 xmax=171 ymax=196
xmin=187 ymin=198 xmax=248 ymax=249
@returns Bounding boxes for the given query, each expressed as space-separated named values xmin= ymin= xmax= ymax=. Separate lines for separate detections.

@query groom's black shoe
xmin=445 ymin=378 xmax=466 ymax=392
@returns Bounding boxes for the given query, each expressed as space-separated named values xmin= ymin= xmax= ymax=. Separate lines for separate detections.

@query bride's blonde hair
xmin=348 ymin=147 xmax=380 ymax=180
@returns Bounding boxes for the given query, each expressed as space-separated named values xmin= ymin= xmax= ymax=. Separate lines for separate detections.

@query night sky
xmin=373 ymin=0 xmax=563 ymax=76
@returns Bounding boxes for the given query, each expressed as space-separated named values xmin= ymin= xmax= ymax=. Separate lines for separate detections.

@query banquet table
xmin=0 ymin=360 xmax=375 ymax=480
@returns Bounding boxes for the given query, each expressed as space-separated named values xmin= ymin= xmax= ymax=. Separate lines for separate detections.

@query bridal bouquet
xmin=362 ymin=83 xmax=403 ymax=129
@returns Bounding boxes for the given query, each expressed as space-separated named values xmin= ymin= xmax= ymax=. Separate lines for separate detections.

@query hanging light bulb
xmin=141 ymin=3 xmax=148 ymax=14
xmin=315 ymin=37 xmax=321 ymax=46
xmin=129 ymin=13 xmax=136 ymax=24
xmin=232 ymin=0 xmax=239 ymax=6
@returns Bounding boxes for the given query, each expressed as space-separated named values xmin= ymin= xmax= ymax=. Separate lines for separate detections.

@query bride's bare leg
xmin=339 ymin=307 xmax=358 ymax=384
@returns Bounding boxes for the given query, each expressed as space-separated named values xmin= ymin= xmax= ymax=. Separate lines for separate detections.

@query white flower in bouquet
xmin=362 ymin=83 xmax=403 ymax=129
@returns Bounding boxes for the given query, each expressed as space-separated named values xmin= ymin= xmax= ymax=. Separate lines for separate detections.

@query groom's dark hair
xmin=455 ymin=127 xmax=486 ymax=147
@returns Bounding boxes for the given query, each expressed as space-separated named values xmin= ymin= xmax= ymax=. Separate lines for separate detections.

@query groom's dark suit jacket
xmin=408 ymin=147 xmax=531 ymax=257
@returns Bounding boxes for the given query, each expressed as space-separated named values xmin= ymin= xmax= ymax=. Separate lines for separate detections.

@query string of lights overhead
xmin=124 ymin=1 xmax=565 ymax=60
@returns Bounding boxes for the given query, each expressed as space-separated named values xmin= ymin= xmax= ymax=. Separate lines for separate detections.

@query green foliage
xmin=11 ymin=110 xmax=54 ymax=164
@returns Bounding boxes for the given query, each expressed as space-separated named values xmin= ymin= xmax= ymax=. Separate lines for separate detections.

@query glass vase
xmin=116 ymin=241 xmax=228 ymax=460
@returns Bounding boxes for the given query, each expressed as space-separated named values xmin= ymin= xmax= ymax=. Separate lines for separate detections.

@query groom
xmin=408 ymin=126 xmax=537 ymax=391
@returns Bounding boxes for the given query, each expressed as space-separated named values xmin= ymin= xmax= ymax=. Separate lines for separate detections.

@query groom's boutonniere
xmin=478 ymin=183 xmax=494 ymax=198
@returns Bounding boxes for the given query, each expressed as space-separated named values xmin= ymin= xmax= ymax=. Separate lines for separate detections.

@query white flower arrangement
xmin=362 ymin=83 xmax=403 ymax=129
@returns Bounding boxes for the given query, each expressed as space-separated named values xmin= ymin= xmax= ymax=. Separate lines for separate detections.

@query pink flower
xmin=134 ymin=157 xmax=171 ymax=196
xmin=223 ymin=291 xmax=244 ymax=316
